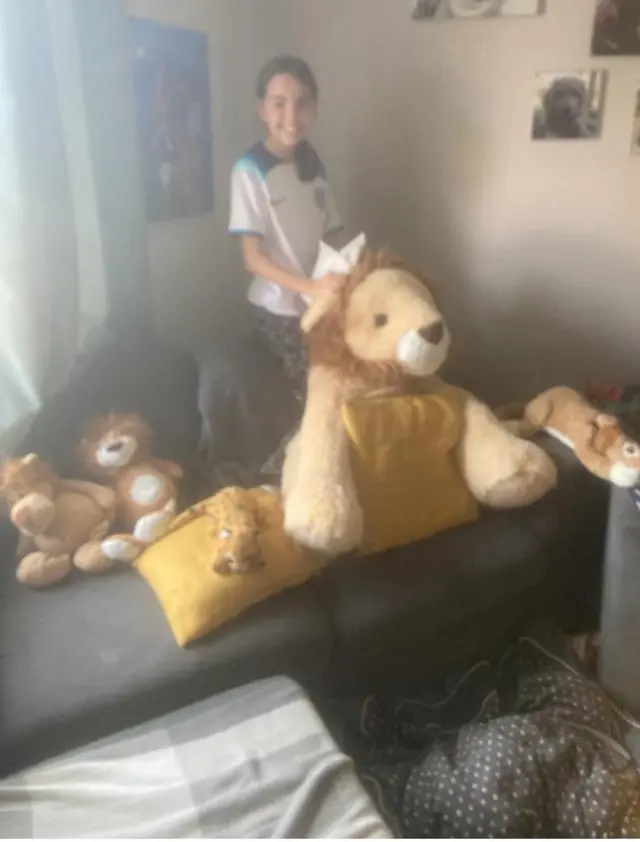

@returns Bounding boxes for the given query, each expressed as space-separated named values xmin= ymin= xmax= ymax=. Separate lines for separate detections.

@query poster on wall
xmin=131 ymin=18 xmax=213 ymax=222
xmin=411 ymin=0 xmax=544 ymax=20
xmin=531 ymin=70 xmax=608 ymax=140
xmin=591 ymin=0 xmax=640 ymax=56
xmin=631 ymin=90 xmax=640 ymax=153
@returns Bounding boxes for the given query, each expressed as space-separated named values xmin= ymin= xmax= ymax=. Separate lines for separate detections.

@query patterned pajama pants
xmin=252 ymin=305 xmax=308 ymax=476
xmin=252 ymin=305 xmax=308 ymax=402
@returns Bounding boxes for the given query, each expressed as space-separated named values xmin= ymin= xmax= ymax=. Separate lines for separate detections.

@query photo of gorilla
xmin=631 ymin=89 xmax=640 ymax=154
xmin=411 ymin=0 xmax=542 ymax=19
xmin=531 ymin=72 xmax=607 ymax=140
xmin=591 ymin=0 xmax=640 ymax=56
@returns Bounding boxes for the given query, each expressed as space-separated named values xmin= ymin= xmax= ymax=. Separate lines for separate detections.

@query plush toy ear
xmin=592 ymin=415 xmax=621 ymax=456
xmin=594 ymin=413 xmax=619 ymax=429
xmin=300 ymin=290 xmax=342 ymax=334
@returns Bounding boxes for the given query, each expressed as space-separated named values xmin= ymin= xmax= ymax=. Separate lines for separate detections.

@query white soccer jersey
xmin=229 ymin=141 xmax=343 ymax=317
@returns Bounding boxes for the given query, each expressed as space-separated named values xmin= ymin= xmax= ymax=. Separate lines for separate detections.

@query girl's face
xmin=258 ymin=73 xmax=317 ymax=157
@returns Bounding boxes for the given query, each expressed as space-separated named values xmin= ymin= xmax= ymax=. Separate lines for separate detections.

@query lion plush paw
xmin=73 ymin=541 xmax=114 ymax=574
xmin=133 ymin=508 xmax=174 ymax=543
xmin=284 ymin=485 xmax=363 ymax=557
xmin=101 ymin=536 xmax=143 ymax=564
xmin=459 ymin=397 xmax=557 ymax=510
xmin=475 ymin=439 xmax=558 ymax=509
xmin=16 ymin=552 xmax=72 ymax=588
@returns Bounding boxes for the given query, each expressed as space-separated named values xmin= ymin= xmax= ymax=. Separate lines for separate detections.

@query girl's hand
xmin=311 ymin=272 xmax=347 ymax=296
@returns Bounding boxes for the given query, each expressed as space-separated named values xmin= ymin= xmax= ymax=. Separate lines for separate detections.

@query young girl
xmin=228 ymin=55 xmax=345 ymax=400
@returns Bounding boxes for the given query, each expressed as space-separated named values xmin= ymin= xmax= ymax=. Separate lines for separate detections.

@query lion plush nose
xmin=419 ymin=321 xmax=444 ymax=345
xmin=106 ymin=441 xmax=124 ymax=454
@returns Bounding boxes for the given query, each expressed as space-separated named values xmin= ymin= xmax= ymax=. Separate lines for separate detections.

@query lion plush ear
xmin=594 ymin=413 xmax=619 ymax=429
xmin=302 ymin=233 xmax=367 ymax=334
xmin=592 ymin=415 xmax=621 ymax=456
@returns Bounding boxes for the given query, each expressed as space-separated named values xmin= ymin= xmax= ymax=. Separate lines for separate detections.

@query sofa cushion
xmin=323 ymin=440 xmax=607 ymax=688
xmin=196 ymin=334 xmax=298 ymax=485
xmin=16 ymin=334 xmax=203 ymax=502
xmin=0 ymin=560 xmax=333 ymax=776
xmin=323 ymin=509 xmax=546 ymax=687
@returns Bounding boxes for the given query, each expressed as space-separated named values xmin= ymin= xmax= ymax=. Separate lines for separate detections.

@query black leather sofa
xmin=0 ymin=334 xmax=609 ymax=776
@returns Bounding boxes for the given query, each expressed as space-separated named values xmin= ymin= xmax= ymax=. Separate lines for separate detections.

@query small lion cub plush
xmin=76 ymin=413 xmax=183 ymax=563
xmin=0 ymin=454 xmax=116 ymax=587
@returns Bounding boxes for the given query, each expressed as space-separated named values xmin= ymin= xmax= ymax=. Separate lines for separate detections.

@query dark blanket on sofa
xmin=333 ymin=621 xmax=640 ymax=838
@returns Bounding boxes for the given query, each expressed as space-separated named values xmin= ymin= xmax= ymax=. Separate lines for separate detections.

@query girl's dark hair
xmin=255 ymin=55 xmax=319 ymax=101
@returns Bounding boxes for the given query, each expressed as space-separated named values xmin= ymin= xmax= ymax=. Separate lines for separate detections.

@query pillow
xmin=342 ymin=387 xmax=478 ymax=555
xmin=134 ymin=486 xmax=324 ymax=646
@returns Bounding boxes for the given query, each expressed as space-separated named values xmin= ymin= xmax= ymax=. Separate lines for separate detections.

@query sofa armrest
xmin=599 ymin=487 xmax=640 ymax=715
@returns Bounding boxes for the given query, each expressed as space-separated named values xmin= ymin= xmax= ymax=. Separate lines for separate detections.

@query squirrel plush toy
xmin=0 ymin=453 xmax=116 ymax=587
xmin=76 ymin=413 xmax=183 ymax=563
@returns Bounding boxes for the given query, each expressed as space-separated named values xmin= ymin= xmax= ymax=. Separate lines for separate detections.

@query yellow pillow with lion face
xmin=134 ymin=486 xmax=324 ymax=647
xmin=342 ymin=388 xmax=478 ymax=555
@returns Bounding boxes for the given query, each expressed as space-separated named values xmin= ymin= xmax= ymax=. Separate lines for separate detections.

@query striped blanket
xmin=1 ymin=677 xmax=390 ymax=838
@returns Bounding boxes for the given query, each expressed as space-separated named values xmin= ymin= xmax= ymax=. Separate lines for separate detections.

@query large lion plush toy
xmin=282 ymin=248 xmax=557 ymax=557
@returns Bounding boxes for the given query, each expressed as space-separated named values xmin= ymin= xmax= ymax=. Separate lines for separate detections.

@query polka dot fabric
xmin=351 ymin=627 xmax=640 ymax=838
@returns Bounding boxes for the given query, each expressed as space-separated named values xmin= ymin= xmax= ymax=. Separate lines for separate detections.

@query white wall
xmin=279 ymin=0 xmax=640 ymax=402
xmin=128 ymin=0 xmax=288 ymax=343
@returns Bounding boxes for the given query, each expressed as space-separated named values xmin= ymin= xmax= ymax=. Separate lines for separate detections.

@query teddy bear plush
xmin=76 ymin=413 xmax=183 ymax=563
xmin=0 ymin=453 xmax=116 ymax=587
xmin=282 ymin=246 xmax=558 ymax=557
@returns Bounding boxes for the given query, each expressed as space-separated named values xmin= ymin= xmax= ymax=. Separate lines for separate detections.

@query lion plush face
xmin=343 ymin=266 xmax=449 ymax=376
xmin=304 ymin=250 xmax=449 ymax=382
xmin=593 ymin=416 xmax=640 ymax=488
xmin=77 ymin=413 xmax=153 ymax=478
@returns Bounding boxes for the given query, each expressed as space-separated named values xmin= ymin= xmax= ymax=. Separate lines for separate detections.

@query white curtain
xmin=0 ymin=0 xmax=149 ymax=455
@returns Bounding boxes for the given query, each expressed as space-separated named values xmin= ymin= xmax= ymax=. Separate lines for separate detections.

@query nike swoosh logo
xmin=270 ymin=196 xmax=286 ymax=207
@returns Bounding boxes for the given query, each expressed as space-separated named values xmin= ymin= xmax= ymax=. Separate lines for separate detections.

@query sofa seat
xmin=0 ymin=441 xmax=608 ymax=776
xmin=0 ymin=554 xmax=333 ymax=777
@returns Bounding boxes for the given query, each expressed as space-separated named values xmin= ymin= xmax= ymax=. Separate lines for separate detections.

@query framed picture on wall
xmin=531 ymin=70 xmax=608 ymax=141
xmin=591 ymin=0 xmax=640 ymax=56
xmin=131 ymin=18 xmax=213 ymax=222
xmin=631 ymin=90 xmax=640 ymax=153
xmin=411 ymin=0 xmax=544 ymax=20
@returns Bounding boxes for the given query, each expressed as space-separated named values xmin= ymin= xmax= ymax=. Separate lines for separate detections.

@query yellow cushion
xmin=342 ymin=388 xmax=478 ymax=555
xmin=134 ymin=486 xmax=322 ymax=647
